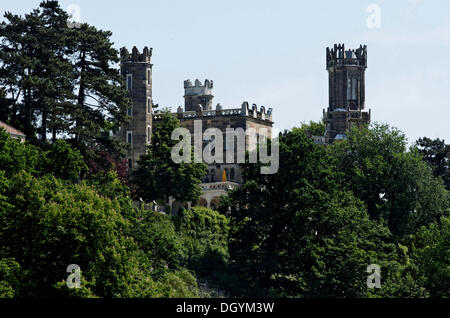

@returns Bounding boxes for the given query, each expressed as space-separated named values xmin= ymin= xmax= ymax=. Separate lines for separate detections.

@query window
xmin=347 ymin=77 xmax=357 ymax=100
xmin=147 ymin=125 xmax=151 ymax=142
xmin=127 ymin=106 xmax=132 ymax=117
xmin=347 ymin=78 xmax=351 ymax=99
xmin=127 ymin=131 xmax=132 ymax=144
xmin=126 ymin=74 xmax=132 ymax=91
xmin=230 ymin=168 xmax=235 ymax=181
xmin=147 ymin=70 xmax=151 ymax=85
xmin=128 ymin=158 xmax=132 ymax=170
xmin=352 ymin=78 xmax=357 ymax=100
xmin=210 ymin=169 xmax=215 ymax=182
xmin=148 ymin=98 xmax=151 ymax=113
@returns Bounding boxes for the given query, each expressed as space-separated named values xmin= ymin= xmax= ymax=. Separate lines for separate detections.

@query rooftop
xmin=0 ymin=121 xmax=25 ymax=137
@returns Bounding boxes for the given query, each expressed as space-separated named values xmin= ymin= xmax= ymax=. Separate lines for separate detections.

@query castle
xmin=117 ymin=43 xmax=370 ymax=212
xmin=323 ymin=44 xmax=371 ymax=143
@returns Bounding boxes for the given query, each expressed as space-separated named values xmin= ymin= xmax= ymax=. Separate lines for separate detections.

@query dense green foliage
xmin=0 ymin=0 xmax=129 ymax=155
xmin=413 ymin=137 xmax=450 ymax=190
xmin=1 ymin=106 xmax=448 ymax=299
xmin=216 ymin=124 xmax=449 ymax=297
xmin=0 ymin=129 xmax=206 ymax=297
xmin=294 ymin=120 xmax=326 ymax=136
xmin=0 ymin=1 xmax=448 ymax=299
xmin=132 ymin=111 xmax=207 ymax=206
xmin=175 ymin=207 xmax=230 ymax=289
xmin=328 ymin=124 xmax=448 ymax=237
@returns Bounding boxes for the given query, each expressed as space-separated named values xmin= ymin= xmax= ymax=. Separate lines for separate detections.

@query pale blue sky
xmin=2 ymin=0 xmax=449 ymax=143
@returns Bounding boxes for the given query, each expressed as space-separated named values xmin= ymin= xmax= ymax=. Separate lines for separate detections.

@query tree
xmin=0 ymin=128 xmax=42 ymax=178
xmin=0 ymin=171 xmax=138 ymax=296
xmin=0 ymin=1 xmax=75 ymax=141
xmin=411 ymin=213 xmax=450 ymax=297
xmin=0 ymin=128 xmax=87 ymax=182
xmin=0 ymin=124 xmax=206 ymax=298
xmin=127 ymin=208 xmax=186 ymax=273
xmin=70 ymin=22 xmax=130 ymax=153
xmin=132 ymin=112 xmax=206 ymax=207
xmin=0 ymin=1 xmax=130 ymax=152
xmin=175 ymin=207 xmax=230 ymax=284
xmin=0 ymin=258 xmax=23 ymax=297
xmin=328 ymin=123 xmax=448 ymax=237
xmin=44 ymin=139 xmax=88 ymax=182
xmin=414 ymin=137 xmax=450 ymax=190
xmin=220 ymin=128 xmax=404 ymax=297
xmin=0 ymin=88 xmax=8 ymax=122
xmin=294 ymin=120 xmax=326 ymax=136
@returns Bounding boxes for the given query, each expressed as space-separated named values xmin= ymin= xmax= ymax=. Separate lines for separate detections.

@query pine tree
xmin=0 ymin=1 xmax=129 ymax=153
xmin=70 ymin=23 xmax=130 ymax=153
xmin=0 ymin=1 xmax=75 ymax=142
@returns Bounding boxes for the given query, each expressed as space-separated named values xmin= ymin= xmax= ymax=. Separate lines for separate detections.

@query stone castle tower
xmin=184 ymin=79 xmax=214 ymax=111
xmin=323 ymin=44 xmax=371 ymax=142
xmin=119 ymin=46 xmax=153 ymax=169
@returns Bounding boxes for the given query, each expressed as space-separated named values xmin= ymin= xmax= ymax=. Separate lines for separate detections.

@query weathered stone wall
xmin=118 ymin=46 xmax=153 ymax=168
xmin=184 ymin=79 xmax=214 ymax=111
xmin=323 ymin=44 xmax=371 ymax=142
xmin=153 ymin=103 xmax=273 ymax=184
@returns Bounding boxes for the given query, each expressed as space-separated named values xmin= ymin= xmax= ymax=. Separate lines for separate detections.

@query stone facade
xmin=118 ymin=43 xmax=371 ymax=212
xmin=153 ymin=96 xmax=273 ymax=185
xmin=118 ymin=46 xmax=153 ymax=169
xmin=323 ymin=44 xmax=371 ymax=142
xmin=184 ymin=79 xmax=214 ymax=111
xmin=152 ymin=80 xmax=273 ymax=212
xmin=117 ymin=46 xmax=274 ymax=212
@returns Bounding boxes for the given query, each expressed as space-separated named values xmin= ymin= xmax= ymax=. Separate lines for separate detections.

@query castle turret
xmin=184 ymin=79 xmax=214 ymax=111
xmin=323 ymin=44 xmax=371 ymax=142
xmin=119 ymin=46 xmax=153 ymax=169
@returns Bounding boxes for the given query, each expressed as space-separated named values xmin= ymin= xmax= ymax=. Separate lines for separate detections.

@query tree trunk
xmin=76 ymin=50 xmax=86 ymax=143
xmin=41 ymin=107 xmax=47 ymax=142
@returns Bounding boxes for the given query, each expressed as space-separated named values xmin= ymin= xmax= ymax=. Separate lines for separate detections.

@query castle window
xmin=127 ymin=107 xmax=132 ymax=117
xmin=347 ymin=77 xmax=357 ymax=100
xmin=347 ymin=78 xmax=351 ymax=99
xmin=147 ymin=70 xmax=151 ymax=85
xmin=148 ymin=98 xmax=151 ymax=113
xmin=128 ymin=158 xmax=132 ymax=169
xmin=126 ymin=74 xmax=133 ymax=91
xmin=147 ymin=126 xmax=151 ymax=142
xmin=225 ymin=168 xmax=230 ymax=181
xmin=127 ymin=131 xmax=132 ymax=144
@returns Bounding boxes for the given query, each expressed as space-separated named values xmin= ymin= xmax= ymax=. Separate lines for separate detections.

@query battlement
xmin=184 ymin=79 xmax=213 ymax=96
xmin=326 ymin=43 xmax=367 ymax=68
xmin=153 ymin=101 xmax=273 ymax=122
xmin=241 ymin=102 xmax=273 ymax=121
xmin=120 ymin=46 xmax=152 ymax=64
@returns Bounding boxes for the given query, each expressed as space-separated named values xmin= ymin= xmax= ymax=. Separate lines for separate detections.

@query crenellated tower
xmin=323 ymin=44 xmax=371 ymax=142
xmin=184 ymin=79 xmax=214 ymax=111
xmin=119 ymin=46 xmax=153 ymax=169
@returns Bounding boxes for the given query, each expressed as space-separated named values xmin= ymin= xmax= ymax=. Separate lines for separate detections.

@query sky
xmin=2 ymin=0 xmax=449 ymax=143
